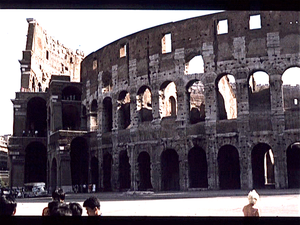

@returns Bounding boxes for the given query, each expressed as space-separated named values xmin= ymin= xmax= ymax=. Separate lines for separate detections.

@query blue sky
xmin=0 ymin=10 xmax=221 ymax=135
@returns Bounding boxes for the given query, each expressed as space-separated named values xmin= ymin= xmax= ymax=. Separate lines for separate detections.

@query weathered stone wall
xmin=9 ymin=11 xmax=300 ymax=192
xmin=19 ymin=18 xmax=84 ymax=93
xmin=81 ymin=11 xmax=300 ymax=191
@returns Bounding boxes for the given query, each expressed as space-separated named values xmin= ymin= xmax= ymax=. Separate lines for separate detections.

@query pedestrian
xmin=83 ymin=196 xmax=101 ymax=216
xmin=242 ymin=190 xmax=260 ymax=217
xmin=69 ymin=202 xmax=83 ymax=216
xmin=0 ymin=194 xmax=17 ymax=216
xmin=42 ymin=188 xmax=65 ymax=216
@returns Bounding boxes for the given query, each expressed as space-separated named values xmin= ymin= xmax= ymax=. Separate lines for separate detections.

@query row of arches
xmin=87 ymin=66 xmax=300 ymax=132
xmin=23 ymin=139 xmax=299 ymax=191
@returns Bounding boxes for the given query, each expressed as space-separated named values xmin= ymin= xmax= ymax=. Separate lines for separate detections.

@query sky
xmin=0 ymin=10 xmax=298 ymax=136
xmin=0 ymin=9 xmax=221 ymax=135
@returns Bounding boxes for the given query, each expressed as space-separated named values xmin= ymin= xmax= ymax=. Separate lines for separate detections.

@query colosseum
xmin=8 ymin=11 xmax=300 ymax=193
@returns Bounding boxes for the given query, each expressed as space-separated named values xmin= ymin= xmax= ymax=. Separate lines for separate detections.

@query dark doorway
xmin=218 ymin=145 xmax=241 ymax=189
xmin=27 ymin=97 xmax=47 ymax=137
xmin=91 ymin=157 xmax=99 ymax=191
xmin=287 ymin=143 xmax=300 ymax=188
xmin=62 ymin=105 xmax=80 ymax=130
xmin=161 ymin=149 xmax=180 ymax=191
xmin=137 ymin=152 xmax=153 ymax=190
xmin=103 ymin=153 xmax=112 ymax=191
xmin=24 ymin=142 xmax=47 ymax=183
xmin=119 ymin=150 xmax=131 ymax=190
xmin=70 ymin=137 xmax=88 ymax=192
xmin=188 ymin=147 xmax=208 ymax=188
xmin=252 ymin=143 xmax=275 ymax=189
xmin=103 ymin=97 xmax=113 ymax=132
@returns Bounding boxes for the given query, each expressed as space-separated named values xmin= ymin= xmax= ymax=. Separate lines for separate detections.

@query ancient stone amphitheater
xmin=9 ymin=11 xmax=300 ymax=193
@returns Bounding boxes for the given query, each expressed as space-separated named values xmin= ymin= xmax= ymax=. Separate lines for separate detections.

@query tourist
xmin=69 ymin=202 xmax=83 ymax=216
xmin=0 ymin=194 xmax=17 ymax=216
xmin=242 ymin=190 xmax=261 ymax=217
xmin=42 ymin=188 xmax=65 ymax=216
xmin=83 ymin=196 xmax=101 ymax=216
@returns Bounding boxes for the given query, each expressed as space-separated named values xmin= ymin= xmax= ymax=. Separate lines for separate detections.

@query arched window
xmin=216 ymin=74 xmax=237 ymax=120
xmin=159 ymin=81 xmax=177 ymax=118
xmin=187 ymin=80 xmax=205 ymax=124
xmin=137 ymin=86 xmax=153 ymax=122
xmin=185 ymin=55 xmax=204 ymax=75
xmin=118 ymin=91 xmax=131 ymax=129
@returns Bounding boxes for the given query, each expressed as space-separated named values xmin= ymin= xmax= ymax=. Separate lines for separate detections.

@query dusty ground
xmin=14 ymin=189 xmax=299 ymax=217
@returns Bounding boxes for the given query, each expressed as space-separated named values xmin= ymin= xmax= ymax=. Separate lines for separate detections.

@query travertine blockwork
xmin=9 ymin=11 xmax=300 ymax=192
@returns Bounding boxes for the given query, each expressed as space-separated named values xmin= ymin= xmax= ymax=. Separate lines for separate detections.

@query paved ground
xmin=14 ymin=189 xmax=300 ymax=217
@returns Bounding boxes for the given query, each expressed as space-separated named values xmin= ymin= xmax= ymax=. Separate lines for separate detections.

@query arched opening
xmin=118 ymin=91 xmax=131 ymax=129
xmin=137 ymin=151 xmax=152 ymax=191
xmin=91 ymin=156 xmax=99 ymax=191
xmin=51 ymin=158 xmax=57 ymax=192
xmin=103 ymin=153 xmax=112 ymax=191
xmin=188 ymin=147 xmax=208 ymax=188
xmin=62 ymin=86 xmax=81 ymax=101
xmin=119 ymin=150 xmax=131 ymax=190
xmin=62 ymin=105 xmax=80 ymax=130
xmin=90 ymin=99 xmax=98 ymax=131
xmin=282 ymin=67 xmax=300 ymax=130
xmin=70 ymin=137 xmax=88 ymax=192
xmin=161 ymin=149 xmax=180 ymax=191
xmin=216 ymin=74 xmax=237 ymax=120
xmin=137 ymin=86 xmax=153 ymax=122
xmin=252 ymin=143 xmax=275 ymax=189
xmin=102 ymin=71 xmax=113 ymax=93
xmin=24 ymin=142 xmax=47 ymax=183
xmin=187 ymin=80 xmax=205 ymax=124
xmin=184 ymin=55 xmax=204 ymax=74
xmin=287 ymin=142 xmax=300 ymax=188
xmin=27 ymin=97 xmax=47 ymax=137
xmin=248 ymin=71 xmax=271 ymax=112
xmin=159 ymin=81 xmax=177 ymax=118
xmin=217 ymin=145 xmax=241 ymax=189
xmin=103 ymin=97 xmax=113 ymax=133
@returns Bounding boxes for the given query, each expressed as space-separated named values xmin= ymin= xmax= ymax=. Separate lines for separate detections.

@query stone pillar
xmin=130 ymin=91 xmax=138 ymax=129
xmin=60 ymin=156 xmax=72 ymax=193
xmin=204 ymin=77 xmax=218 ymax=189
xmin=236 ymin=73 xmax=252 ymax=189
xmin=10 ymin=154 xmax=25 ymax=187
xmin=151 ymin=90 xmax=160 ymax=126
xmin=111 ymin=147 xmax=120 ymax=191
xmin=129 ymin=144 xmax=138 ymax=191
xmin=269 ymin=72 xmax=287 ymax=188
xmin=149 ymin=54 xmax=160 ymax=126
xmin=151 ymin=143 xmax=162 ymax=191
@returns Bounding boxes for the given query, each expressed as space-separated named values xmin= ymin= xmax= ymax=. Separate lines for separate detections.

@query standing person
xmin=52 ymin=188 xmax=65 ymax=202
xmin=0 ymin=195 xmax=17 ymax=216
xmin=83 ymin=196 xmax=101 ymax=216
xmin=42 ymin=188 xmax=65 ymax=216
xmin=242 ymin=190 xmax=261 ymax=217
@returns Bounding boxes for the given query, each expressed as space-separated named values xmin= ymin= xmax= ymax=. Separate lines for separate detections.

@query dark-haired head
xmin=52 ymin=188 xmax=65 ymax=202
xmin=0 ymin=195 xmax=17 ymax=216
xmin=69 ymin=202 xmax=83 ymax=216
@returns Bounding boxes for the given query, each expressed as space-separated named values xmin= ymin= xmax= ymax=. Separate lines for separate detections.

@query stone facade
xmin=8 ymin=19 xmax=84 ymax=190
xmin=9 ymin=11 xmax=300 ymax=192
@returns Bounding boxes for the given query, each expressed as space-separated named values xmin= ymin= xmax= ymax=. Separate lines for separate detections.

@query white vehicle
xmin=24 ymin=182 xmax=47 ymax=198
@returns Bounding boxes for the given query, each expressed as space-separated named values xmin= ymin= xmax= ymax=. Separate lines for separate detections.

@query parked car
xmin=24 ymin=182 xmax=47 ymax=198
